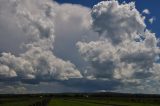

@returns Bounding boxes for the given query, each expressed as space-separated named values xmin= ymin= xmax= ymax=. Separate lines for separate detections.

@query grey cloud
xmin=0 ymin=86 xmax=27 ymax=94
xmin=57 ymin=78 xmax=121 ymax=92
xmin=52 ymin=2 xmax=99 ymax=71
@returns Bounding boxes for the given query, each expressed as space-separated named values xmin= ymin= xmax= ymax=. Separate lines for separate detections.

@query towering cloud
xmin=0 ymin=0 xmax=160 ymax=93
xmin=0 ymin=0 xmax=82 ymax=83
xmin=77 ymin=0 xmax=160 ymax=85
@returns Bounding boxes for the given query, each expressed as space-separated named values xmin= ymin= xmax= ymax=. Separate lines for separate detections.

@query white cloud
xmin=149 ymin=17 xmax=156 ymax=24
xmin=0 ymin=0 xmax=159 ymax=93
xmin=0 ymin=64 xmax=17 ymax=78
xmin=91 ymin=1 xmax=146 ymax=44
xmin=77 ymin=0 xmax=160 ymax=87
xmin=0 ymin=0 xmax=82 ymax=82
xmin=143 ymin=9 xmax=150 ymax=15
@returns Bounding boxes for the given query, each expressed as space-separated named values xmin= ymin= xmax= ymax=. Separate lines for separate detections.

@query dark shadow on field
xmin=29 ymin=97 xmax=51 ymax=106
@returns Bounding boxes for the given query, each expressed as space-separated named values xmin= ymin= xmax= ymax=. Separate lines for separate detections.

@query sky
xmin=55 ymin=0 xmax=160 ymax=37
xmin=0 ymin=0 xmax=160 ymax=94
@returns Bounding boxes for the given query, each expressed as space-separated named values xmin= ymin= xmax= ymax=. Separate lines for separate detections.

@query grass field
xmin=0 ymin=98 xmax=38 ymax=106
xmin=0 ymin=97 xmax=41 ymax=106
xmin=0 ymin=96 xmax=49 ymax=106
xmin=48 ymin=97 xmax=160 ymax=106
xmin=1 ymin=93 xmax=160 ymax=106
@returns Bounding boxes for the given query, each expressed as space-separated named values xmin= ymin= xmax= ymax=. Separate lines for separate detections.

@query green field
xmin=1 ymin=94 xmax=160 ymax=106
xmin=0 ymin=96 xmax=50 ymax=106
xmin=0 ymin=97 xmax=46 ymax=106
xmin=48 ymin=97 xmax=160 ymax=106
xmin=0 ymin=97 xmax=41 ymax=106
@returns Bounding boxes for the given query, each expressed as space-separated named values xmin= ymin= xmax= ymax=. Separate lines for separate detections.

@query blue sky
xmin=55 ymin=0 xmax=160 ymax=38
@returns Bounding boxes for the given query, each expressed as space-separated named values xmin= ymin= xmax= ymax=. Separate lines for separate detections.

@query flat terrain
xmin=48 ymin=97 xmax=160 ymax=106
xmin=0 ymin=97 xmax=42 ymax=106
xmin=1 ymin=93 xmax=160 ymax=106
xmin=0 ymin=96 xmax=50 ymax=106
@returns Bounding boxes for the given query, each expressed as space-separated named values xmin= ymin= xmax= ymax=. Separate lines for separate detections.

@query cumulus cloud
xmin=52 ymin=2 xmax=98 ymax=71
xmin=0 ymin=0 xmax=82 ymax=83
xmin=0 ymin=0 xmax=159 ymax=93
xmin=143 ymin=9 xmax=150 ymax=15
xmin=0 ymin=64 xmax=17 ymax=78
xmin=90 ymin=1 xmax=146 ymax=44
xmin=149 ymin=17 xmax=156 ymax=24
xmin=77 ymin=0 xmax=160 ymax=86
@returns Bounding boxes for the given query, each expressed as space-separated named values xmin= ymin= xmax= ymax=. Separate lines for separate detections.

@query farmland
xmin=48 ymin=97 xmax=160 ymax=106
xmin=1 ymin=93 xmax=160 ymax=106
